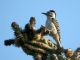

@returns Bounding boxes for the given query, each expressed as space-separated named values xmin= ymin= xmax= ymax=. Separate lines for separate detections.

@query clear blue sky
xmin=0 ymin=0 xmax=80 ymax=60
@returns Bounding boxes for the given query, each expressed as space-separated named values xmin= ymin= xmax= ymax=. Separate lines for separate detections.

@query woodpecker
xmin=42 ymin=10 xmax=62 ymax=47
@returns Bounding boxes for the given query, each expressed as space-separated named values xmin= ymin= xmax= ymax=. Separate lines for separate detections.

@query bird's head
xmin=42 ymin=10 xmax=56 ymax=19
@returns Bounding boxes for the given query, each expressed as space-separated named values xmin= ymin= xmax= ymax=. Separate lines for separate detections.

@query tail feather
xmin=4 ymin=39 xmax=15 ymax=46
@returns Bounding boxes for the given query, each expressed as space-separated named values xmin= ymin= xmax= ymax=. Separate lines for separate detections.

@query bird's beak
xmin=42 ymin=13 xmax=47 ymax=15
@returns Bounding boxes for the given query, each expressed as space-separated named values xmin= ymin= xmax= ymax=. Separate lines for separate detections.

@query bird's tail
xmin=4 ymin=39 xmax=15 ymax=46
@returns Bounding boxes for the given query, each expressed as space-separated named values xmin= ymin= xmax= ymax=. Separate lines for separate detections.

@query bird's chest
xmin=46 ymin=20 xmax=53 ymax=28
xmin=46 ymin=20 xmax=57 ymax=30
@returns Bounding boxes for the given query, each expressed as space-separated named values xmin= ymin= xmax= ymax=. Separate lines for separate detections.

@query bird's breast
xmin=45 ymin=20 xmax=57 ymax=34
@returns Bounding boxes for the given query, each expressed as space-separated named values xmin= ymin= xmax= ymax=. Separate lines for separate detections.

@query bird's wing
xmin=51 ymin=18 xmax=61 ymax=40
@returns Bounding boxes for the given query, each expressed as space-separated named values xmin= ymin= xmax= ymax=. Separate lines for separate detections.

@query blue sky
xmin=0 ymin=0 xmax=80 ymax=60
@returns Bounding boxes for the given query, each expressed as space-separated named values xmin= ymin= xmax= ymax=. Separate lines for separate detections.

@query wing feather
xmin=51 ymin=18 xmax=61 ymax=40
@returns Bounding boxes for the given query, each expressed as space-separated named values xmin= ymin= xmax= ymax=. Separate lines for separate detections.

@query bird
xmin=42 ymin=10 xmax=62 ymax=47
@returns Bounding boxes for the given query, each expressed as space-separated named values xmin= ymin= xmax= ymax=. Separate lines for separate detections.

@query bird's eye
xmin=49 ymin=14 xmax=52 ymax=17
